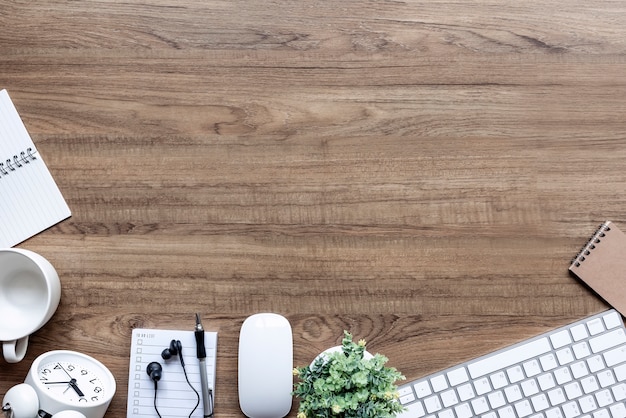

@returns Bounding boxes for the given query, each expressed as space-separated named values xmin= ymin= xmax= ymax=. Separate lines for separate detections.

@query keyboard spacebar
xmin=467 ymin=337 xmax=552 ymax=379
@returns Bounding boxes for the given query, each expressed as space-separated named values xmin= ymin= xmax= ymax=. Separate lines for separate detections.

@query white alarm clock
xmin=17 ymin=350 xmax=116 ymax=418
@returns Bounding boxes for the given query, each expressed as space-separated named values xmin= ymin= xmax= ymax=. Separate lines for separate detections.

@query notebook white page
xmin=0 ymin=89 xmax=71 ymax=247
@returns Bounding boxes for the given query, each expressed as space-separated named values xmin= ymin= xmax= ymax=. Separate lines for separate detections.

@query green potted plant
xmin=292 ymin=331 xmax=406 ymax=418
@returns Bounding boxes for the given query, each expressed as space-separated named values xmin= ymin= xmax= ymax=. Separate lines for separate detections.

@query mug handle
xmin=3 ymin=336 xmax=29 ymax=363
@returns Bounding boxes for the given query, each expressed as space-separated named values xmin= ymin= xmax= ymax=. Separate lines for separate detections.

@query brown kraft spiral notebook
xmin=569 ymin=221 xmax=626 ymax=316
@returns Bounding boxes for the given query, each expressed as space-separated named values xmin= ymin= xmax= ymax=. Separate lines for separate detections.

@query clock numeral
xmin=67 ymin=365 xmax=75 ymax=371
xmin=81 ymin=369 xmax=88 ymax=375
xmin=79 ymin=398 xmax=88 ymax=403
xmin=91 ymin=396 xmax=99 ymax=402
xmin=94 ymin=387 xmax=103 ymax=393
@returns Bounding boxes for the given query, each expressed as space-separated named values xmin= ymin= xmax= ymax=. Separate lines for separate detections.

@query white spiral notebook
xmin=0 ymin=89 xmax=71 ymax=247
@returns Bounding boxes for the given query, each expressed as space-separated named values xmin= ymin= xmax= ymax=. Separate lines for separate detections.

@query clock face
xmin=37 ymin=360 xmax=106 ymax=404
xmin=25 ymin=350 xmax=116 ymax=418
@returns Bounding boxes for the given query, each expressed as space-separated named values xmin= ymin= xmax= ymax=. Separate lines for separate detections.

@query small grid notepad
xmin=127 ymin=328 xmax=217 ymax=418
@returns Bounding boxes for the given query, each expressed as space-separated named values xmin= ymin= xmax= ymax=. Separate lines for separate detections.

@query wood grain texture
xmin=1 ymin=0 xmax=625 ymax=416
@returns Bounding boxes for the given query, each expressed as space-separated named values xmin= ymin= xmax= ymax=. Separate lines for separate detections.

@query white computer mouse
xmin=238 ymin=313 xmax=293 ymax=418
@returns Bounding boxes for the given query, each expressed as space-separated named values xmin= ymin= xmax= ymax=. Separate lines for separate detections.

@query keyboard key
xmin=457 ymin=383 xmax=475 ymax=401
xmin=545 ymin=407 xmax=564 ymax=418
xmin=571 ymin=360 xmax=589 ymax=379
xmin=414 ymin=381 xmax=431 ymax=398
xmin=440 ymin=389 xmax=458 ymax=407
xmin=497 ymin=405 xmax=515 ymax=418
xmin=570 ymin=324 xmax=589 ymax=341
xmin=468 ymin=337 xmax=551 ymax=379
xmin=395 ymin=401 xmax=426 ymax=418
xmin=603 ymin=310 xmax=622 ymax=329
xmin=556 ymin=347 xmax=575 ymax=365
xmin=587 ymin=318 xmax=605 ymax=335
xmin=580 ymin=376 xmax=599 ymax=394
xmin=399 ymin=394 xmax=415 ymax=406
xmin=454 ymin=403 xmax=472 ymax=418
xmin=550 ymin=330 xmax=572 ymax=349
xmin=423 ymin=395 xmax=442 ymax=413
xmin=615 ymin=363 xmax=626 ymax=382
xmin=573 ymin=341 xmax=591 ymax=359
xmin=488 ymin=390 xmax=506 ymax=409
xmin=562 ymin=401 xmax=581 ymax=418
xmin=514 ymin=399 xmax=533 ymax=418
xmin=540 ymin=353 xmax=558 ymax=371
xmin=430 ymin=374 xmax=448 ymax=392
xmin=597 ymin=370 xmax=616 ymax=388
xmin=504 ymin=384 xmax=522 ymax=403
xmin=554 ymin=366 xmax=573 ymax=385
xmin=521 ymin=378 xmax=540 ymax=396
xmin=438 ymin=409 xmax=454 ymax=418
xmin=594 ymin=408 xmax=610 ymax=418
xmin=610 ymin=403 xmax=626 ymax=418
xmin=506 ymin=365 xmax=525 ymax=383
xmin=578 ymin=394 xmax=597 ymax=413
xmin=490 ymin=371 xmax=508 ymax=389
xmin=587 ymin=355 xmax=605 ymax=373
xmin=531 ymin=393 xmax=549 ymax=412
xmin=471 ymin=396 xmax=489 ymax=415
xmin=564 ymin=381 xmax=582 ymax=400
xmin=474 ymin=377 xmax=491 ymax=395
xmin=595 ymin=388 xmax=613 ymax=407
xmin=523 ymin=359 xmax=542 ymax=377
xmin=538 ymin=372 xmax=556 ymax=391
xmin=447 ymin=367 xmax=469 ymax=386
xmin=612 ymin=383 xmax=626 ymax=401
xmin=548 ymin=387 xmax=566 ymax=406
xmin=589 ymin=329 xmax=626 ymax=353
xmin=604 ymin=344 xmax=626 ymax=367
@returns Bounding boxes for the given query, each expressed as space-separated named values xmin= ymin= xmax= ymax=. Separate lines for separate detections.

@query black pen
xmin=195 ymin=313 xmax=213 ymax=417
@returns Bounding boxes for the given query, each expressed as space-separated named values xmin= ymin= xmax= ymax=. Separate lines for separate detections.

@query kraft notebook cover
xmin=569 ymin=221 xmax=626 ymax=316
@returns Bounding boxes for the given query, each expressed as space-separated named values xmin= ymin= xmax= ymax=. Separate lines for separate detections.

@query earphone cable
xmin=153 ymin=380 xmax=162 ymax=418
xmin=181 ymin=361 xmax=200 ymax=418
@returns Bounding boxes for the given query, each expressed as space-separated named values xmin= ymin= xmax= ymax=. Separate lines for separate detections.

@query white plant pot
xmin=311 ymin=345 xmax=374 ymax=367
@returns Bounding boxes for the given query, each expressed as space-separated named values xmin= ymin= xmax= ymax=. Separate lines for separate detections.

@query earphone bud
xmin=146 ymin=362 xmax=163 ymax=383
xmin=2 ymin=384 xmax=86 ymax=418
xmin=161 ymin=339 xmax=185 ymax=367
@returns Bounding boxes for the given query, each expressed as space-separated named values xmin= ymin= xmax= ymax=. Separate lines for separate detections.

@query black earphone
xmin=148 ymin=340 xmax=200 ymax=418
xmin=161 ymin=339 xmax=185 ymax=367
xmin=146 ymin=362 xmax=162 ymax=384
xmin=146 ymin=362 xmax=163 ymax=418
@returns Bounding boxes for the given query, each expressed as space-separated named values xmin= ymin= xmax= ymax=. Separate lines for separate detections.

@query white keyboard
xmin=397 ymin=309 xmax=626 ymax=418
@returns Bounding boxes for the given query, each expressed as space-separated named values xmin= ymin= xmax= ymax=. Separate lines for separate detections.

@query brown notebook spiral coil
xmin=571 ymin=221 xmax=612 ymax=268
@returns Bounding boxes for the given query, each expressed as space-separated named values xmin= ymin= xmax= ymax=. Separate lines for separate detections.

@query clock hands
xmin=44 ymin=378 xmax=85 ymax=397
xmin=68 ymin=380 xmax=85 ymax=397
xmin=46 ymin=363 xmax=86 ymax=398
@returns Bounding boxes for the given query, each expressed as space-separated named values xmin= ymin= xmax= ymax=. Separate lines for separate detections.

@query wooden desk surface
xmin=1 ymin=1 xmax=625 ymax=416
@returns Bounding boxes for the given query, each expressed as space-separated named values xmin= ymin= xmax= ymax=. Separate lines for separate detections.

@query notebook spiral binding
xmin=0 ymin=147 xmax=38 ymax=178
xmin=571 ymin=220 xmax=612 ymax=268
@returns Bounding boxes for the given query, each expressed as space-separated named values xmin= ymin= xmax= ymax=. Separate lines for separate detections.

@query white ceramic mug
xmin=0 ymin=248 xmax=61 ymax=363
